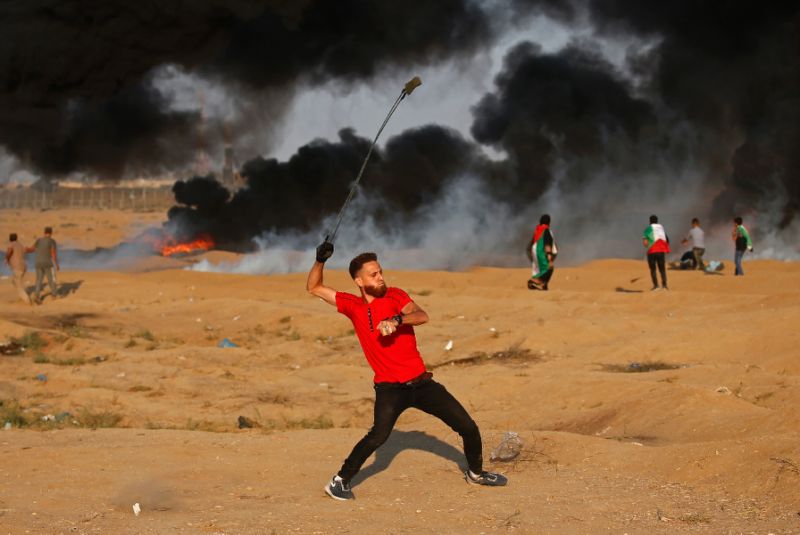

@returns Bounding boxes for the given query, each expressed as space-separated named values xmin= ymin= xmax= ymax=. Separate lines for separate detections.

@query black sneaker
xmin=325 ymin=476 xmax=354 ymax=501
xmin=465 ymin=470 xmax=508 ymax=487
xmin=527 ymin=279 xmax=543 ymax=290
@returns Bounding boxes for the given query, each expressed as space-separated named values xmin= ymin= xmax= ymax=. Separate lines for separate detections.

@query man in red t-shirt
xmin=307 ymin=241 xmax=507 ymax=501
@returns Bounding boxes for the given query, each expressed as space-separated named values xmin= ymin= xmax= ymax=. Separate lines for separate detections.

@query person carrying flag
xmin=643 ymin=215 xmax=670 ymax=291
xmin=731 ymin=216 xmax=754 ymax=276
xmin=527 ymin=214 xmax=557 ymax=290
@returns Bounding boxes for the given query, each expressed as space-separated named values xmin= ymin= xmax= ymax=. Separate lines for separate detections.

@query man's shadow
xmin=56 ymin=279 xmax=83 ymax=297
xmin=351 ymin=430 xmax=467 ymax=487
xmin=24 ymin=279 xmax=83 ymax=300
xmin=614 ymin=287 xmax=643 ymax=293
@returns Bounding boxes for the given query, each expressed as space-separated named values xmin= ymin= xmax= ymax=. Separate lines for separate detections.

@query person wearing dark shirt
xmin=31 ymin=226 xmax=59 ymax=303
xmin=731 ymin=217 xmax=753 ymax=276
xmin=307 ymin=241 xmax=507 ymax=501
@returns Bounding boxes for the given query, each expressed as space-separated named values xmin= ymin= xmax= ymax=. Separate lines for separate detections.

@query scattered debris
xmin=600 ymin=361 xmax=682 ymax=373
xmin=490 ymin=431 xmax=523 ymax=462
xmin=432 ymin=342 xmax=537 ymax=369
xmin=218 ymin=338 xmax=239 ymax=348
xmin=55 ymin=412 xmax=72 ymax=422
xmin=0 ymin=341 xmax=24 ymax=356
xmin=444 ymin=340 xmax=454 ymax=351
xmin=715 ymin=386 xmax=732 ymax=395
xmin=93 ymin=355 xmax=108 ymax=363
xmin=132 ymin=503 xmax=141 ymax=517
xmin=34 ymin=374 xmax=47 ymax=382
xmin=237 ymin=416 xmax=258 ymax=429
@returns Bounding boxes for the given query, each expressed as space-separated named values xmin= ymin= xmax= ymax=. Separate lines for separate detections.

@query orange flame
xmin=160 ymin=235 xmax=215 ymax=257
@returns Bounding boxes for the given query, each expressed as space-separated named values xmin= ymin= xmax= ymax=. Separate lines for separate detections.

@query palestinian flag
xmin=644 ymin=223 xmax=670 ymax=253
xmin=531 ymin=225 xmax=557 ymax=278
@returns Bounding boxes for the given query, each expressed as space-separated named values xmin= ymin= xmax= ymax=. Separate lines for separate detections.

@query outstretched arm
xmin=306 ymin=241 xmax=336 ymax=306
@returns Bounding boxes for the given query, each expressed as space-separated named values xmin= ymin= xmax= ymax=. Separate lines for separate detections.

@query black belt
xmin=377 ymin=371 xmax=433 ymax=388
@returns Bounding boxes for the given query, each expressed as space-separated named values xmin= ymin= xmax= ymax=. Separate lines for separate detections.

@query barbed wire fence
xmin=0 ymin=187 xmax=176 ymax=211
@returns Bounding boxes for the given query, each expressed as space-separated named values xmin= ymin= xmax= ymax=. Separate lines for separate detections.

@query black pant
xmin=338 ymin=378 xmax=483 ymax=482
xmin=647 ymin=252 xmax=667 ymax=287
xmin=535 ymin=267 xmax=554 ymax=284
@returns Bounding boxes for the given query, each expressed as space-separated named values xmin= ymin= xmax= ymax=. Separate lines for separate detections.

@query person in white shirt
xmin=681 ymin=218 xmax=705 ymax=270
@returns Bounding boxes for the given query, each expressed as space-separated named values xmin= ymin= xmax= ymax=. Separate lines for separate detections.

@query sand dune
xmin=1 ymin=209 xmax=799 ymax=533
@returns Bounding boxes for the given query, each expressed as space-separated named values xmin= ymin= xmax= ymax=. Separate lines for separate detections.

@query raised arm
xmin=306 ymin=241 xmax=337 ymax=306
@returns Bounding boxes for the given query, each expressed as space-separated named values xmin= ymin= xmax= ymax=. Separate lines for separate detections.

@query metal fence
xmin=0 ymin=187 xmax=176 ymax=211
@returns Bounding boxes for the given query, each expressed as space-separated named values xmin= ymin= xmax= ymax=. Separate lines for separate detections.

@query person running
xmin=527 ymin=214 xmax=557 ymax=290
xmin=732 ymin=216 xmax=753 ymax=276
xmin=681 ymin=218 xmax=705 ymax=270
xmin=643 ymin=215 xmax=670 ymax=290
xmin=5 ymin=233 xmax=32 ymax=305
xmin=31 ymin=227 xmax=59 ymax=303
xmin=307 ymin=241 xmax=507 ymax=501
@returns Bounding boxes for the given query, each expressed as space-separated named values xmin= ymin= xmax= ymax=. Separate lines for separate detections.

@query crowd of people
xmin=525 ymin=215 xmax=755 ymax=291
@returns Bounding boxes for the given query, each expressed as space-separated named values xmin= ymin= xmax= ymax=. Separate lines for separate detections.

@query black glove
xmin=316 ymin=241 xmax=334 ymax=263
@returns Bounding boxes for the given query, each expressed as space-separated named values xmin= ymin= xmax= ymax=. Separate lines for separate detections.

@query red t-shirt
xmin=336 ymin=287 xmax=426 ymax=383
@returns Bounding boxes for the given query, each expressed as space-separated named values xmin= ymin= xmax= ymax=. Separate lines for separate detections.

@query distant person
xmin=5 ymin=233 xmax=32 ymax=305
xmin=307 ymin=243 xmax=507 ymax=501
xmin=527 ymin=214 xmax=557 ymax=290
xmin=732 ymin=216 xmax=753 ymax=276
xmin=681 ymin=218 xmax=705 ymax=270
xmin=643 ymin=215 xmax=670 ymax=290
xmin=32 ymin=227 xmax=59 ymax=303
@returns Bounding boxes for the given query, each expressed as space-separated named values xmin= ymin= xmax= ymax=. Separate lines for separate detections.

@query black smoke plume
xmin=167 ymin=0 xmax=800 ymax=258
xmin=583 ymin=0 xmax=800 ymax=227
xmin=0 ymin=0 xmax=493 ymax=178
xmin=166 ymin=125 xmax=487 ymax=251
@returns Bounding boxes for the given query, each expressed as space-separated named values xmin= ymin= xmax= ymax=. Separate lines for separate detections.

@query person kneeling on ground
xmin=307 ymin=242 xmax=508 ymax=501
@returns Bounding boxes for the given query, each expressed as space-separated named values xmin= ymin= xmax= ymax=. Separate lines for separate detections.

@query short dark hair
xmin=9 ymin=233 xmax=17 ymax=241
xmin=734 ymin=216 xmax=743 ymax=225
xmin=691 ymin=218 xmax=699 ymax=225
xmin=349 ymin=252 xmax=378 ymax=279
xmin=44 ymin=227 xmax=53 ymax=234
xmin=649 ymin=215 xmax=658 ymax=224
xmin=540 ymin=214 xmax=551 ymax=225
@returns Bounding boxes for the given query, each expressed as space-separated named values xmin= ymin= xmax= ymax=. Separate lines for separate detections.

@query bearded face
xmin=364 ymin=281 xmax=387 ymax=298
xmin=356 ymin=260 xmax=387 ymax=298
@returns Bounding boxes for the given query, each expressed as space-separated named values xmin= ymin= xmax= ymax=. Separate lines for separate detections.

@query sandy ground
xmin=1 ymin=209 xmax=799 ymax=534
